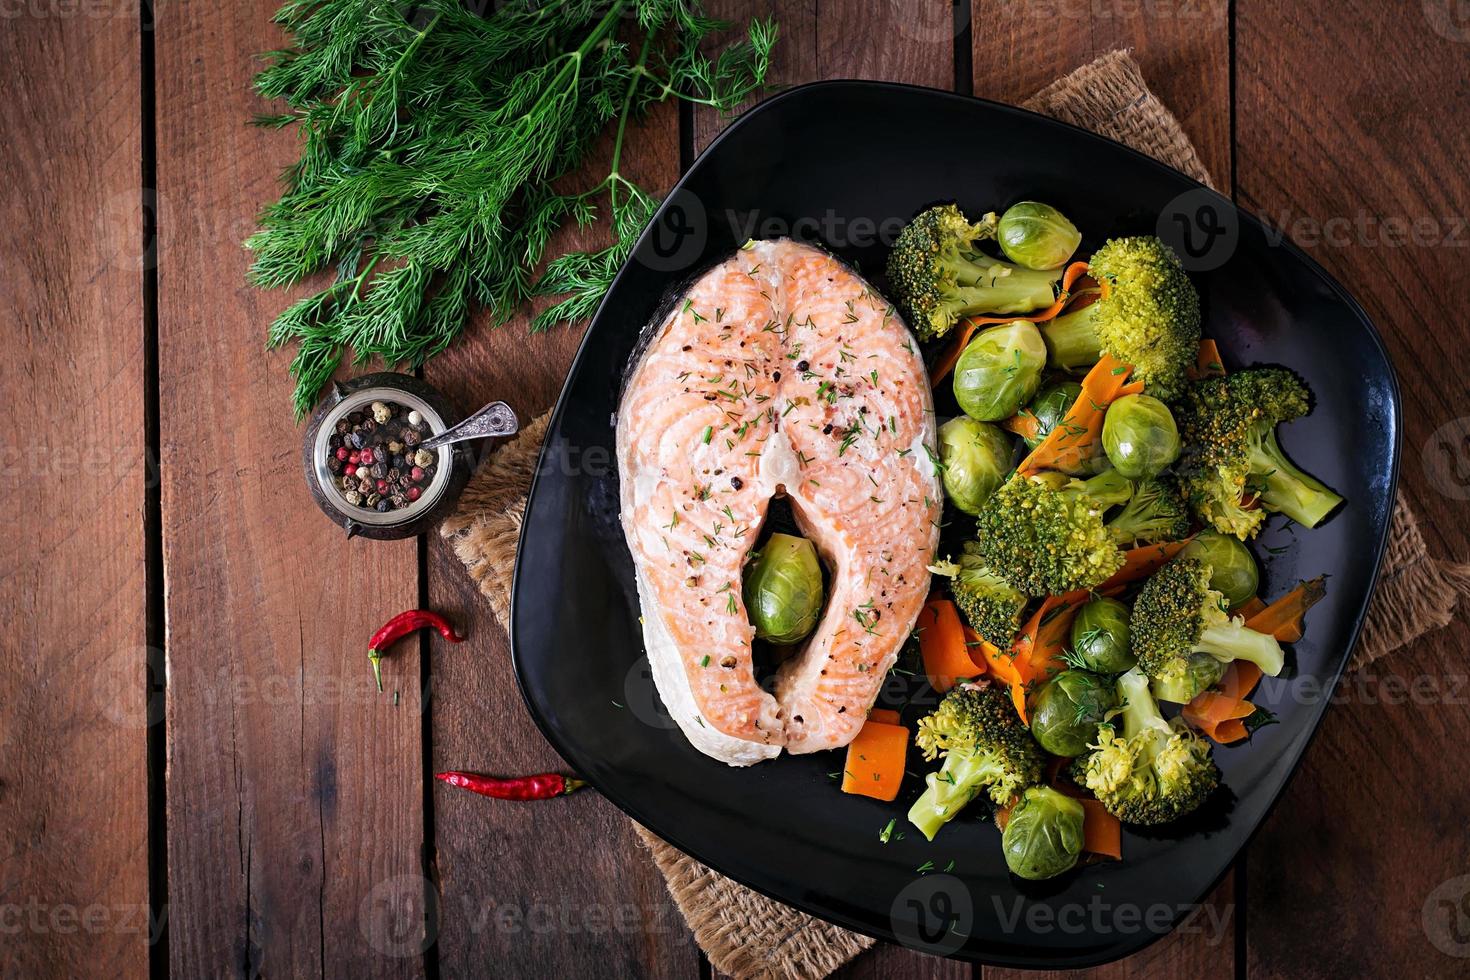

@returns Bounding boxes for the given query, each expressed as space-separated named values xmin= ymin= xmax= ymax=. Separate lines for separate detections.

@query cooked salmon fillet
xmin=617 ymin=240 xmax=940 ymax=766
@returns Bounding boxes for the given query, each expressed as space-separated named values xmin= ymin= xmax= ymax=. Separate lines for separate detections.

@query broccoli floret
xmin=974 ymin=471 xmax=1130 ymax=595
xmin=887 ymin=204 xmax=1062 ymax=341
xmin=1150 ymin=653 xmax=1228 ymax=704
xmin=951 ymin=541 xmax=1029 ymax=649
xmin=1131 ymin=558 xmax=1285 ymax=687
xmin=1105 ymin=477 xmax=1191 ymax=548
xmin=1039 ymin=236 xmax=1201 ymax=401
xmin=908 ymin=685 xmax=1044 ymax=841
xmin=1176 ymin=368 xmax=1343 ymax=538
xmin=1074 ymin=667 xmax=1219 ymax=825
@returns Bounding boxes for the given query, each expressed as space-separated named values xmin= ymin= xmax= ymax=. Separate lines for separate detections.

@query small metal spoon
xmin=419 ymin=400 xmax=519 ymax=451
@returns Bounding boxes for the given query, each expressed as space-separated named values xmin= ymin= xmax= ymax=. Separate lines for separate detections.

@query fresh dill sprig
xmin=249 ymin=0 xmax=777 ymax=417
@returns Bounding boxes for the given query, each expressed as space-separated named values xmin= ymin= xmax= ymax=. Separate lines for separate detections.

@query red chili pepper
xmin=368 ymin=609 xmax=465 ymax=692
xmin=435 ymin=771 xmax=586 ymax=801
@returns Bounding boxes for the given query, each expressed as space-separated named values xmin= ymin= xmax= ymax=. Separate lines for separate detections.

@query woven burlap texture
xmin=438 ymin=50 xmax=1470 ymax=980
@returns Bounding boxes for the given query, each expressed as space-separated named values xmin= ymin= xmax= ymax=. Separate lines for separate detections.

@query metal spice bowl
xmin=302 ymin=373 xmax=472 ymax=540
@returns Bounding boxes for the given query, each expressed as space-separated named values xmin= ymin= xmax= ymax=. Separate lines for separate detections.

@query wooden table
xmin=6 ymin=1 xmax=1470 ymax=976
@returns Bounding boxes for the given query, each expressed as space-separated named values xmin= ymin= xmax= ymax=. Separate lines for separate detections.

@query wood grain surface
xmin=6 ymin=0 xmax=1469 ymax=977
xmin=0 ymin=9 xmax=150 ymax=979
xmin=154 ymin=3 xmax=424 ymax=976
xmin=1236 ymin=1 xmax=1470 ymax=976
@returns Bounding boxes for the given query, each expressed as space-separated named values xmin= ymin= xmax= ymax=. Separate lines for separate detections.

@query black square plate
xmin=510 ymin=81 xmax=1400 ymax=968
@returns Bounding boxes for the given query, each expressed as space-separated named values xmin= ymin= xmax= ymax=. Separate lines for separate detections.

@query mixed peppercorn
xmin=325 ymin=400 xmax=436 ymax=513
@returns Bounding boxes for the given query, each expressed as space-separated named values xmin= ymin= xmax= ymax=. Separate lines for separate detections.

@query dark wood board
xmin=1237 ymin=1 xmax=1470 ymax=975
xmin=0 ymin=10 xmax=150 ymax=979
xmin=155 ymin=3 xmax=425 ymax=976
xmin=969 ymin=0 xmax=1232 ymax=190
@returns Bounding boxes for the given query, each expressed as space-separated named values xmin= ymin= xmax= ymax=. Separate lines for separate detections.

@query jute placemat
xmin=440 ymin=50 xmax=1470 ymax=979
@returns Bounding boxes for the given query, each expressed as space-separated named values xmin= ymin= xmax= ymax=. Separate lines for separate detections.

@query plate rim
xmin=508 ymin=78 xmax=1403 ymax=967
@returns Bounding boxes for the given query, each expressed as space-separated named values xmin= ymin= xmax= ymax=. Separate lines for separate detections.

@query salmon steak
xmin=617 ymin=239 xmax=941 ymax=766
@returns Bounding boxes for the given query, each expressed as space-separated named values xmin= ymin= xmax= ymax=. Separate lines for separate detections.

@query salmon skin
xmin=617 ymin=240 xmax=941 ymax=766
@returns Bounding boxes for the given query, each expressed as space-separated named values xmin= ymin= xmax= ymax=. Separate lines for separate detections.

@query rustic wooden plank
xmin=0 ymin=10 xmax=150 ymax=979
xmin=155 ymin=3 xmax=425 ymax=975
xmin=694 ymin=0 xmax=956 ymax=153
xmin=972 ymin=3 xmax=1236 ymax=978
xmin=1237 ymin=2 xmax=1470 ymax=975
xmin=970 ymin=0 xmax=1232 ymax=190
xmin=423 ymin=90 xmax=703 ymax=975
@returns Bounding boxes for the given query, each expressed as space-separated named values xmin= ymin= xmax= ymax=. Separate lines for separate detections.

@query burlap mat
xmin=439 ymin=51 xmax=1470 ymax=979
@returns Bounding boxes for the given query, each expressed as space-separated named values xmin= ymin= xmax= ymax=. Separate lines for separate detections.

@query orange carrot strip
xmin=918 ymin=599 xmax=980 ymax=693
xmin=1018 ymin=353 xmax=1134 ymax=476
xmin=1099 ymin=539 xmax=1193 ymax=590
xmin=867 ymin=708 xmax=901 ymax=726
xmin=1011 ymin=591 xmax=1089 ymax=684
xmin=1116 ymin=380 xmax=1146 ymax=397
xmin=1217 ymin=661 xmax=1264 ymax=701
xmin=978 ymin=639 xmax=1022 ymax=686
xmin=995 ymin=803 xmax=1014 ymax=831
xmin=1183 ymin=692 xmax=1255 ymax=744
xmin=1000 ymin=409 xmax=1043 ymax=442
xmin=841 ymin=720 xmax=910 ymax=802
xmin=961 ymin=625 xmax=992 ymax=676
xmin=1188 ymin=338 xmax=1226 ymax=380
xmin=1245 ymin=577 xmax=1327 ymax=643
xmin=931 ymin=261 xmax=1092 ymax=383
xmin=1079 ymin=799 xmax=1122 ymax=860
xmin=1236 ymin=596 xmax=1268 ymax=620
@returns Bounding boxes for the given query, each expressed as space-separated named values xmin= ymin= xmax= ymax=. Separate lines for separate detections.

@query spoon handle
xmin=420 ymin=401 xmax=519 ymax=451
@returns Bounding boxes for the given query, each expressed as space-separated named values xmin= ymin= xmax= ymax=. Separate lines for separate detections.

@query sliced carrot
xmin=1012 ymin=591 xmax=1089 ymax=683
xmin=1188 ymin=338 xmax=1227 ymax=380
xmin=960 ymin=625 xmax=992 ymax=676
xmin=917 ymin=599 xmax=980 ymax=693
xmin=1099 ymin=539 xmax=1193 ymax=590
xmin=931 ymin=261 xmax=1092 ymax=383
xmin=867 ymin=708 xmax=901 ymax=726
xmin=841 ymin=720 xmax=910 ymax=802
xmin=994 ymin=803 xmax=1014 ymax=831
xmin=1235 ymin=596 xmax=1268 ymax=620
xmin=1018 ymin=353 xmax=1135 ymax=476
xmin=1245 ymin=577 xmax=1327 ymax=643
xmin=1079 ymin=799 xmax=1122 ymax=860
xmin=1116 ymin=379 xmax=1146 ymax=397
xmin=1217 ymin=661 xmax=1264 ymax=701
xmin=978 ymin=639 xmax=1022 ymax=685
xmin=1182 ymin=691 xmax=1255 ymax=744
xmin=1000 ymin=409 xmax=1043 ymax=443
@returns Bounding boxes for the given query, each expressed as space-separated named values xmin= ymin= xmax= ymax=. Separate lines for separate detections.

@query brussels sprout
xmin=1102 ymin=394 xmax=1182 ymax=479
xmin=938 ymin=417 xmax=1014 ymax=515
xmin=1179 ymin=530 xmax=1261 ymax=609
xmin=743 ymin=533 xmax=823 ymax=644
xmin=1020 ymin=381 xmax=1082 ymax=451
xmin=953 ymin=321 xmax=1047 ymax=421
xmin=997 ymin=202 xmax=1083 ymax=271
xmin=1002 ymin=786 xmax=1085 ymax=881
xmin=1069 ymin=597 xmax=1136 ymax=674
xmin=1151 ymin=652 xmax=1228 ymax=704
xmin=1029 ymin=669 xmax=1117 ymax=757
